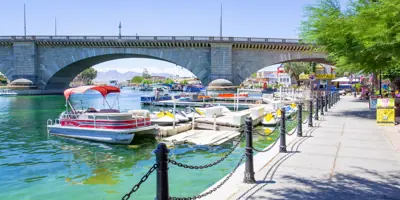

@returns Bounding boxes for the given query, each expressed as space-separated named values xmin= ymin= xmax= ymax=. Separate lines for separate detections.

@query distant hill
xmin=94 ymin=70 xmax=175 ymax=82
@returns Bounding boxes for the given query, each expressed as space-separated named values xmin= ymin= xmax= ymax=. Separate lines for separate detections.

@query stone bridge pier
xmin=0 ymin=36 xmax=329 ymax=94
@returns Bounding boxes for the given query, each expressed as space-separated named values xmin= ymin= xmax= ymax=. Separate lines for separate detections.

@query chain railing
xmin=122 ymin=164 xmax=158 ymax=200
xmin=169 ymin=154 xmax=246 ymax=200
xmin=168 ymin=133 xmax=244 ymax=169
xmin=121 ymin=91 xmax=341 ymax=200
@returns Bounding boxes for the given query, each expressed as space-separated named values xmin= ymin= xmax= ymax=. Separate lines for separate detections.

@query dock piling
xmin=297 ymin=104 xmax=302 ymax=137
xmin=155 ymin=143 xmax=169 ymax=200
xmin=279 ymin=108 xmax=287 ymax=153
xmin=213 ymin=114 xmax=217 ymax=131
xmin=243 ymin=116 xmax=256 ymax=183
xmin=192 ymin=112 xmax=195 ymax=130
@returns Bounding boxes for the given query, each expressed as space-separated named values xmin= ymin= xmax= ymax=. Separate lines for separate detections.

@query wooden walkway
xmin=161 ymin=130 xmax=240 ymax=146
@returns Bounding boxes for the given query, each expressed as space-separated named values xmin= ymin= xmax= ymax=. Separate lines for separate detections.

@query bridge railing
xmin=0 ymin=35 xmax=305 ymax=44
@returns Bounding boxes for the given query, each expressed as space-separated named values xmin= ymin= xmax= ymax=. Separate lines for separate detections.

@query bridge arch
xmin=232 ymin=50 xmax=329 ymax=84
xmin=39 ymin=47 xmax=211 ymax=92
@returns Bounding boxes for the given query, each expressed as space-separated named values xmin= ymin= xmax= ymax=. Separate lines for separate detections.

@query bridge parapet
xmin=0 ymin=35 xmax=304 ymax=44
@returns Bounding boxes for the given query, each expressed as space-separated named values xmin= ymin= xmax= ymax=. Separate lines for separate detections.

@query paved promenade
xmin=204 ymin=95 xmax=400 ymax=200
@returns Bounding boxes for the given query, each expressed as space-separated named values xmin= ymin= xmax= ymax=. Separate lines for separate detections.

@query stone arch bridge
xmin=0 ymin=36 xmax=328 ymax=93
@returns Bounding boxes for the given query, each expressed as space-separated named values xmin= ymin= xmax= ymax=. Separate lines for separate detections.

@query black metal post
xmin=315 ymin=97 xmax=319 ymax=120
xmin=244 ymin=116 xmax=255 ymax=183
xmin=297 ymin=104 xmax=303 ymax=137
xmin=155 ymin=143 xmax=169 ymax=200
xmin=325 ymin=95 xmax=328 ymax=112
xmin=329 ymin=93 xmax=332 ymax=108
xmin=320 ymin=96 xmax=324 ymax=116
xmin=308 ymin=99 xmax=313 ymax=127
xmin=279 ymin=108 xmax=287 ymax=153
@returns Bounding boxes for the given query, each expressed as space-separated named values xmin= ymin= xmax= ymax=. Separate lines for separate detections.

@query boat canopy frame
xmin=63 ymin=86 xmax=121 ymax=113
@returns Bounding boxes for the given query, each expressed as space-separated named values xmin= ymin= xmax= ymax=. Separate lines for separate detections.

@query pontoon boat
xmin=47 ymin=86 xmax=158 ymax=144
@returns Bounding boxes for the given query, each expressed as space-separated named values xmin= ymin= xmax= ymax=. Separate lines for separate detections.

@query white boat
xmin=150 ymin=111 xmax=179 ymax=126
xmin=262 ymin=113 xmax=281 ymax=126
xmin=0 ymin=89 xmax=17 ymax=96
xmin=185 ymin=107 xmax=206 ymax=120
xmin=46 ymin=86 xmax=158 ymax=144
xmin=169 ymin=110 xmax=189 ymax=123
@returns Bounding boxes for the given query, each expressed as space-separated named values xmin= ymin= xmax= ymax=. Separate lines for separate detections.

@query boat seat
xmin=99 ymin=109 xmax=120 ymax=113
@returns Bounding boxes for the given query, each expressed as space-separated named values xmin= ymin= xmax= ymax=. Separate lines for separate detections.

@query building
xmin=256 ymin=68 xmax=292 ymax=87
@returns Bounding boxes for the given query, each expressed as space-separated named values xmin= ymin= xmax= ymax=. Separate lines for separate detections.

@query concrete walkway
xmin=205 ymin=95 xmax=400 ymax=200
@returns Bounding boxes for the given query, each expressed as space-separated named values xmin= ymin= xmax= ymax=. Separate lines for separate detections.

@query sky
xmin=1 ymin=0 xmax=349 ymax=77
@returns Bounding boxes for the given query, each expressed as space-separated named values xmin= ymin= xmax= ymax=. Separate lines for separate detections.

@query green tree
xmin=131 ymin=76 xmax=143 ymax=84
xmin=251 ymin=73 xmax=257 ymax=78
xmin=301 ymin=0 xmax=400 ymax=81
xmin=142 ymin=68 xmax=151 ymax=79
xmin=163 ymin=78 xmax=175 ymax=84
xmin=283 ymin=62 xmax=312 ymax=86
xmin=142 ymin=79 xmax=151 ymax=85
xmin=180 ymin=80 xmax=188 ymax=85
xmin=76 ymin=67 xmax=97 ymax=85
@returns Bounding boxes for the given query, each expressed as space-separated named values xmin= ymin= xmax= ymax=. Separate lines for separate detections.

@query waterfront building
xmin=256 ymin=68 xmax=292 ymax=87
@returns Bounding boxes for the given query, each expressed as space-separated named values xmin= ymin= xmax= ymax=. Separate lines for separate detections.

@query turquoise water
xmin=0 ymin=89 xmax=295 ymax=200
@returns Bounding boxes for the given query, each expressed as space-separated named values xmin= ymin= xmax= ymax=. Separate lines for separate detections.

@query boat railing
xmin=54 ymin=119 xmax=60 ymax=125
xmin=47 ymin=119 xmax=53 ymax=126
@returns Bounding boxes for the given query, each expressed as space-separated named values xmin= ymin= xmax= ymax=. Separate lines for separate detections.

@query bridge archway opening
xmin=44 ymin=54 xmax=199 ymax=92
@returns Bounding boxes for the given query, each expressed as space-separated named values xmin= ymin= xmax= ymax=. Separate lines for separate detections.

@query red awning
xmin=64 ymin=85 xmax=120 ymax=100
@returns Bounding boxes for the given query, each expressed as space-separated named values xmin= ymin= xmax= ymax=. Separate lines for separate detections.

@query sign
xmin=369 ymin=97 xmax=377 ymax=109
xmin=299 ymin=74 xmax=310 ymax=80
xmin=376 ymin=108 xmax=395 ymax=126
xmin=315 ymin=74 xmax=336 ymax=80
xmin=376 ymin=98 xmax=395 ymax=126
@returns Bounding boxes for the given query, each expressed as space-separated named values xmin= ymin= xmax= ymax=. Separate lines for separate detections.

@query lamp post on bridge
xmin=119 ymin=22 xmax=122 ymax=38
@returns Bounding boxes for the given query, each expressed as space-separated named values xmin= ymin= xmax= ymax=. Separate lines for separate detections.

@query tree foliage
xmin=283 ymin=62 xmax=312 ymax=85
xmin=76 ymin=67 xmax=97 ymax=85
xmin=131 ymin=76 xmax=143 ymax=84
xmin=163 ymin=78 xmax=175 ymax=84
xmin=301 ymin=0 xmax=400 ymax=80
xmin=142 ymin=68 xmax=151 ymax=79
xmin=180 ymin=80 xmax=188 ymax=85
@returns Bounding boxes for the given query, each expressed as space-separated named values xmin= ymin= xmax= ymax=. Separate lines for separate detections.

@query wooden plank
xmin=162 ymin=130 xmax=240 ymax=146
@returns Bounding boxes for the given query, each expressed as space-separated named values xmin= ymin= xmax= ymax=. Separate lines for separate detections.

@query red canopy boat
xmin=47 ymin=86 xmax=158 ymax=144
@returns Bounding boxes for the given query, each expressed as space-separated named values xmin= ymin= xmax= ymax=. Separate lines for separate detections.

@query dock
xmin=151 ymin=100 xmax=255 ymax=109
xmin=161 ymin=129 xmax=241 ymax=146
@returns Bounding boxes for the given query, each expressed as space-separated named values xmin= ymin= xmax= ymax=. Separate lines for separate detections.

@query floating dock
xmin=161 ymin=129 xmax=240 ymax=146
xmin=151 ymin=100 xmax=255 ymax=109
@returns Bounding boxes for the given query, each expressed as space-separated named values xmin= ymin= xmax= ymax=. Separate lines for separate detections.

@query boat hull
xmin=47 ymin=125 xmax=157 ymax=144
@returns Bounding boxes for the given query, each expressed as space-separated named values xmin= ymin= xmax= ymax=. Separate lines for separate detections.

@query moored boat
xmin=0 ymin=89 xmax=17 ymax=96
xmin=47 ymin=86 xmax=158 ymax=144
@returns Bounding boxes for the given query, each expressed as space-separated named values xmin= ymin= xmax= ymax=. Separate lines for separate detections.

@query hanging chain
xmin=286 ymin=125 xmax=298 ymax=136
xmin=122 ymin=164 xmax=158 ymax=200
xmin=168 ymin=133 xmax=244 ymax=169
xmin=169 ymin=153 xmax=246 ymax=200
xmin=253 ymin=122 xmax=279 ymax=137
xmin=252 ymin=135 xmax=281 ymax=152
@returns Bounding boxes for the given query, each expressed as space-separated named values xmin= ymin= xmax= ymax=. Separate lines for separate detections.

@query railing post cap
xmin=154 ymin=143 xmax=169 ymax=154
xmin=245 ymin=116 xmax=252 ymax=124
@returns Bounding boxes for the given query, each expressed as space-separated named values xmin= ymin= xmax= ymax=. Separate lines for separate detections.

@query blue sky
xmin=1 ymin=0 xmax=348 ymax=77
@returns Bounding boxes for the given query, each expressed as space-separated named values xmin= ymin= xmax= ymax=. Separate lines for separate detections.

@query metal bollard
xmin=328 ymin=93 xmax=332 ymax=109
xmin=320 ymin=96 xmax=324 ymax=116
xmin=325 ymin=95 xmax=328 ymax=112
xmin=279 ymin=108 xmax=287 ymax=153
xmin=297 ymin=104 xmax=303 ymax=137
xmin=155 ymin=143 xmax=169 ymax=200
xmin=308 ymin=99 xmax=313 ymax=127
xmin=315 ymin=97 xmax=319 ymax=120
xmin=243 ymin=116 xmax=256 ymax=183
